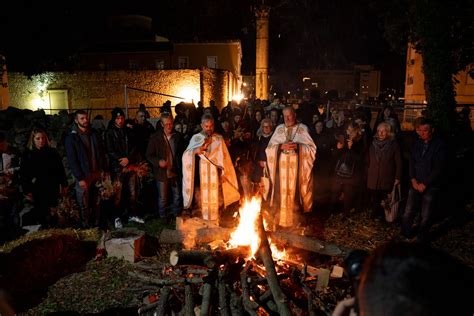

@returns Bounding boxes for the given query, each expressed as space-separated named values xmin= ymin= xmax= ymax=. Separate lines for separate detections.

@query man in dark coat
xmin=146 ymin=113 xmax=185 ymax=219
xmin=401 ymin=118 xmax=447 ymax=241
xmin=65 ymin=110 xmax=108 ymax=227
xmin=105 ymin=107 xmax=144 ymax=226
xmin=130 ymin=109 xmax=155 ymax=159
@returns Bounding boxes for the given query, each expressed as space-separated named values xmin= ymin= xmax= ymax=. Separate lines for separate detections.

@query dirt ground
xmin=1 ymin=201 xmax=470 ymax=315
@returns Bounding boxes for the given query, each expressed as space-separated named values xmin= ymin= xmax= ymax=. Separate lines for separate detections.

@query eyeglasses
xmin=263 ymin=125 xmax=271 ymax=128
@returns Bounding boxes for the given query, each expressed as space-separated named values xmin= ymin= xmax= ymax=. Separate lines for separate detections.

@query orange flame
xmin=269 ymin=238 xmax=288 ymax=261
xmin=227 ymin=197 xmax=289 ymax=261
xmin=227 ymin=197 xmax=261 ymax=258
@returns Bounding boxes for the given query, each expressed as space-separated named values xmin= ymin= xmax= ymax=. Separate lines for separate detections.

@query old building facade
xmin=3 ymin=15 xmax=242 ymax=118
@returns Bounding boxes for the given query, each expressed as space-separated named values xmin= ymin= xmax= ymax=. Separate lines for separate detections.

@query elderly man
xmin=266 ymin=107 xmax=316 ymax=228
xmin=147 ymin=113 xmax=185 ymax=220
xmin=182 ymin=114 xmax=240 ymax=224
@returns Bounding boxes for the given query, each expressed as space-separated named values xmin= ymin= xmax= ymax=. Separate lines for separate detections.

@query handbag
xmin=335 ymin=155 xmax=355 ymax=178
xmin=385 ymin=183 xmax=401 ymax=222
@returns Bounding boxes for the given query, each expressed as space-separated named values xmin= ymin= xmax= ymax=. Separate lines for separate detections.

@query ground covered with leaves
xmin=4 ymin=203 xmax=472 ymax=315
xmin=23 ymin=257 xmax=140 ymax=315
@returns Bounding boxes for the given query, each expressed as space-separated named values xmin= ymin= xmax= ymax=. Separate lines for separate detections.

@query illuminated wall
xmin=404 ymin=44 xmax=474 ymax=124
xmin=405 ymin=44 xmax=474 ymax=104
xmin=8 ymin=68 xmax=234 ymax=118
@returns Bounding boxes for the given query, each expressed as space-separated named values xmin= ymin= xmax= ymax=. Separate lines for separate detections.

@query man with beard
xmin=65 ymin=110 xmax=108 ymax=228
xmin=182 ymin=114 xmax=240 ymax=224
xmin=265 ymin=107 xmax=316 ymax=229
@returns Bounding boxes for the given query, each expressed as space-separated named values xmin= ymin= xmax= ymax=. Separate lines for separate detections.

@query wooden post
xmin=257 ymin=214 xmax=291 ymax=316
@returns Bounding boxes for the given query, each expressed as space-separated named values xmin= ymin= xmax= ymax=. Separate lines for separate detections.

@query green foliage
xmin=126 ymin=217 xmax=175 ymax=236
xmin=373 ymin=0 xmax=474 ymax=132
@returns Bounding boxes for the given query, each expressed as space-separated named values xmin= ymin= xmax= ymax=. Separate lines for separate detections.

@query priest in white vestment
xmin=265 ymin=107 xmax=316 ymax=228
xmin=182 ymin=114 xmax=240 ymax=223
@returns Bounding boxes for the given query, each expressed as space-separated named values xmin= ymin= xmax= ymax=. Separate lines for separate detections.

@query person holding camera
xmin=330 ymin=122 xmax=367 ymax=214
xmin=333 ymin=242 xmax=473 ymax=316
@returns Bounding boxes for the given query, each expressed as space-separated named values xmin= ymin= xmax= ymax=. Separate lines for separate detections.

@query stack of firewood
xmin=129 ymin=215 xmax=351 ymax=315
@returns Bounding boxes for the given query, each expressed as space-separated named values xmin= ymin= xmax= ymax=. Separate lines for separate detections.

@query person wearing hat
xmin=105 ymin=107 xmax=144 ymax=228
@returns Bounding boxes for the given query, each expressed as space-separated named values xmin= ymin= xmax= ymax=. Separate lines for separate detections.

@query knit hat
xmin=111 ymin=107 xmax=125 ymax=120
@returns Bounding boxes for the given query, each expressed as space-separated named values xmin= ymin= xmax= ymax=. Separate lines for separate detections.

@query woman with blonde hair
xmin=366 ymin=122 xmax=402 ymax=220
xmin=20 ymin=128 xmax=67 ymax=227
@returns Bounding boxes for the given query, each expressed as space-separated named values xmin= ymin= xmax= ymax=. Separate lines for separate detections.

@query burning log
xmin=128 ymin=271 xmax=204 ymax=285
xmin=169 ymin=247 xmax=251 ymax=268
xmin=240 ymin=261 xmax=259 ymax=315
xmin=184 ymin=284 xmax=194 ymax=316
xmin=158 ymin=228 xmax=185 ymax=244
xmin=300 ymin=264 xmax=318 ymax=316
xmin=159 ymin=227 xmax=232 ymax=245
xmin=218 ymin=268 xmax=230 ymax=316
xmin=281 ymin=258 xmax=321 ymax=277
xmin=257 ymin=214 xmax=292 ymax=316
xmin=196 ymin=227 xmax=232 ymax=243
xmin=156 ymin=286 xmax=171 ymax=315
xmin=199 ymin=283 xmax=212 ymax=316
xmin=170 ymin=250 xmax=216 ymax=268
xmin=269 ymin=231 xmax=351 ymax=257
xmin=230 ymin=291 xmax=244 ymax=316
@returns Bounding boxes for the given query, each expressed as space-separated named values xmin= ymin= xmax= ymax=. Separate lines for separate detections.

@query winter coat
xmin=64 ymin=126 xmax=108 ymax=182
xmin=20 ymin=146 xmax=67 ymax=205
xmin=367 ymin=139 xmax=402 ymax=190
xmin=146 ymin=131 xmax=185 ymax=182
xmin=333 ymin=137 xmax=366 ymax=185
xmin=409 ymin=136 xmax=447 ymax=188
xmin=104 ymin=123 xmax=142 ymax=176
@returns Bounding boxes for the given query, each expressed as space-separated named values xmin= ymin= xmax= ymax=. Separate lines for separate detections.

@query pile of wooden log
xmin=133 ymin=215 xmax=349 ymax=315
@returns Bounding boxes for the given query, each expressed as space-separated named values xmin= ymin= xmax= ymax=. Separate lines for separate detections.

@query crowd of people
xmin=0 ymin=98 xmax=472 ymax=243
xmin=0 ymin=99 xmax=472 ymax=315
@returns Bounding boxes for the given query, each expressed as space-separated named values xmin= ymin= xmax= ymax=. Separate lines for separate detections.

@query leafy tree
xmin=373 ymin=0 xmax=474 ymax=131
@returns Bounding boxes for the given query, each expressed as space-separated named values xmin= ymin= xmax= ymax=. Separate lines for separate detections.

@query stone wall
xmin=7 ymin=68 xmax=235 ymax=118
xmin=201 ymin=68 xmax=235 ymax=108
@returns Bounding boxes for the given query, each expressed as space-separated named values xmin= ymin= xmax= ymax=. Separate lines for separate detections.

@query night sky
xmin=0 ymin=0 xmax=405 ymax=91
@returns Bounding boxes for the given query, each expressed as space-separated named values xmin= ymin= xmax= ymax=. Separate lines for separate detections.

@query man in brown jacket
xmin=146 ymin=113 xmax=185 ymax=219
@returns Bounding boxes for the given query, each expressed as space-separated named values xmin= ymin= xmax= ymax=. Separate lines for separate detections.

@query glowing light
xmin=243 ymin=82 xmax=248 ymax=87
xmin=176 ymin=86 xmax=199 ymax=103
xmin=269 ymin=238 xmax=288 ymax=261
xmin=31 ymin=97 xmax=49 ymax=110
xmin=232 ymin=93 xmax=244 ymax=103
xmin=227 ymin=197 xmax=262 ymax=258
xmin=227 ymin=197 xmax=289 ymax=261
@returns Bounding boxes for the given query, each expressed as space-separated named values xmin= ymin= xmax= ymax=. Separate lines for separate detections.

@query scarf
xmin=372 ymin=138 xmax=392 ymax=162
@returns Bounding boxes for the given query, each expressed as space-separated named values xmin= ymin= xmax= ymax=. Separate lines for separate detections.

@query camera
xmin=344 ymin=249 xmax=369 ymax=314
